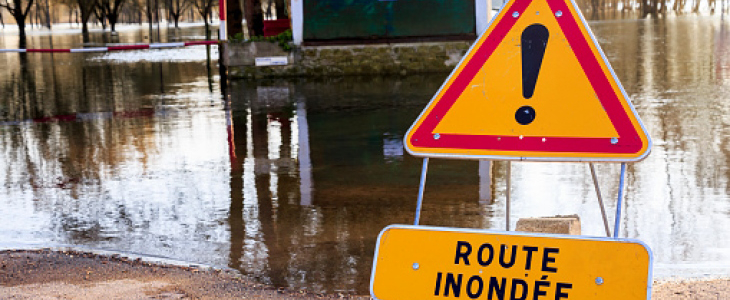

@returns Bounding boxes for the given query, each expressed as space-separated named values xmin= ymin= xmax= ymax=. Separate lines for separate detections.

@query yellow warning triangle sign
xmin=405 ymin=0 xmax=651 ymax=162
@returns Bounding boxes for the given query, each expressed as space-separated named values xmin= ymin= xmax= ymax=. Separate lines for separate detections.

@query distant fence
xmin=0 ymin=41 xmax=219 ymax=53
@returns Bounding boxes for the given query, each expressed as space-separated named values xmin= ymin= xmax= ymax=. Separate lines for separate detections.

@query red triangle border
xmin=410 ymin=0 xmax=643 ymax=155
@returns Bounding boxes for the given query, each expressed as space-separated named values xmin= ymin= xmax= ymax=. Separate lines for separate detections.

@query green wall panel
xmin=304 ymin=0 xmax=475 ymax=41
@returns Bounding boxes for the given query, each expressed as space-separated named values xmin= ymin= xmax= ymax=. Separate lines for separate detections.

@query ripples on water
xmin=1 ymin=16 xmax=729 ymax=294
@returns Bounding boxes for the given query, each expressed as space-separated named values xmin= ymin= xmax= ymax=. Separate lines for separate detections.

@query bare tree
xmin=274 ymin=0 xmax=285 ymax=19
xmin=192 ymin=0 xmax=216 ymax=38
xmin=243 ymin=0 xmax=261 ymax=37
xmin=75 ymin=0 xmax=98 ymax=42
xmin=43 ymin=0 xmax=50 ymax=27
xmin=93 ymin=1 xmax=107 ymax=29
xmin=165 ymin=0 xmax=189 ymax=28
xmin=145 ymin=0 xmax=153 ymax=40
xmin=33 ymin=0 xmax=50 ymax=28
xmin=227 ymin=0 xmax=243 ymax=38
xmin=126 ymin=0 xmax=143 ymax=24
xmin=0 ymin=0 xmax=36 ymax=42
xmin=99 ymin=0 xmax=126 ymax=32
xmin=263 ymin=0 xmax=286 ymax=19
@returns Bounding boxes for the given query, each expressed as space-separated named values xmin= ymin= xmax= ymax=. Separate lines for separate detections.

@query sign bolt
xmin=513 ymin=11 xmax=520 ymax=18
xmin=433 ymin=133 xmax=441 ymax=140
xmin=556 ymin=10 xmax=563 ymax=17
xmin=595 ymin=277 xmax=604 ymax=285
xmin=611 ymin=137 xmax=619 ymax=145
xmin=412 ymin=263 xmax=420 ymax=270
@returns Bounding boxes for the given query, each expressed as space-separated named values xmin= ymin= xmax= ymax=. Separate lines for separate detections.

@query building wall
xmin=301 ymin=0 xmax=476 ymax=42
xmin=227 ymin=41 xmax=472 ymax=78
xmin=292 ymin=0 xmax=496 ymax=45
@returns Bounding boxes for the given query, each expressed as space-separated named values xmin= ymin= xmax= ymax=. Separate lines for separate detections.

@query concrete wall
xmin=227 ymin=41 xmax=472 ymax=79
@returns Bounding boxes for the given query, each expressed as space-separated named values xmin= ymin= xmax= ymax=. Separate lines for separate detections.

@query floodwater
xmin=1 ymin=16 xmax=729 ymax=294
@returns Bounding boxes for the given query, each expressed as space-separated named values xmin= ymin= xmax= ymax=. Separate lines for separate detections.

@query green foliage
xmin=230 ymin=29 xmax=293 ymax=52
xmin=230 ymin=32 xmax=246 ymax=41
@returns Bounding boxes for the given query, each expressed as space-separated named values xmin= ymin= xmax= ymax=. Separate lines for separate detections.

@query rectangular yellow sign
xmin=370 ymin=225 xmax=652 ymax=300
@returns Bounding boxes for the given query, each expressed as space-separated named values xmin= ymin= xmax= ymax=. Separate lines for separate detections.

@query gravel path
xmin=0 ymin=249 xmax=727 ymax=299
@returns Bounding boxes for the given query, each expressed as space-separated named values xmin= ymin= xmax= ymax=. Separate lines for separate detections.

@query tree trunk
xmin=44 ymin=0 xmax=51 ymax=28
xmin=274 ymin=0 xmax=286 ymax=19
xmin=227 ymin=0 xmax=243 ymax=37
xmin=110 ymin=14 xmax=117 ymax=31
xmin=33 ymin=2 xmax=38 ymax=27
xmin=80 ymin=0 xmax=94 ymax=42
xmin=14 ymin=9 xmax=27 ymax=42
xmin=18 ymin=21 xmax=27 ymax=43
xmin=146 ymin=0 xmax=153 ymax=40
xmin=244 ymin=0 xmax=263 ymax=37
xmin=204 ymin=18 xmax=210 ymax=39
xmin=82 ymin=21 xmax=89 ymax=42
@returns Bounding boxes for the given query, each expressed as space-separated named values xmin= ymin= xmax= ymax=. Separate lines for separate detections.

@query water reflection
xmin=223 ymin=77 xmax=448 ymax=292
xmin=0 ymin=24 xmax=207 ymax=50
xmin=1 ymin=16 xmax=730 ymax=294
xmin=588 ymin=15 xmax=730 ymax=276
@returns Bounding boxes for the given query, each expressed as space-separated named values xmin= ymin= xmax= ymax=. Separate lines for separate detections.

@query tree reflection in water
xmin=1 ymin=17 xmax=730 ymax=294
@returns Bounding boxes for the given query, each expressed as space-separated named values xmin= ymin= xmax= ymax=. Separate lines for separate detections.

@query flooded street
xmin=1 ymin=16 xmax=730 ymax=294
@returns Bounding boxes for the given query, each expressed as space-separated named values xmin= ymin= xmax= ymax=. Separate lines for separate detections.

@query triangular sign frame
xmin=405 ymin=0 xmax=651 ymax=162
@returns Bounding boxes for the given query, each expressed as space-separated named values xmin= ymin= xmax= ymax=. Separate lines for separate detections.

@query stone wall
xmin=227 ymin=41 xmax=472 ymax=79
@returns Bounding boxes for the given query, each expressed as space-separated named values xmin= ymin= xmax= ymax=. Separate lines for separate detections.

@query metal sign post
xmin=506 ymin=161 xmax=512 ymax=231
xmin=413 ymin=158 xmax=430 ymax=226
xmin=589 ymin=163 xmax=612 ymax=237
xmin=614 ymin=162 xmax=627 ymax=238
xmin=378 ymin=0 xmax=653 ymax=298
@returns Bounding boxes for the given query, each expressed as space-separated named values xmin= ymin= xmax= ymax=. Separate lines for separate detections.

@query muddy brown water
xmin=1 ymin=16 xmax=730 ymax=294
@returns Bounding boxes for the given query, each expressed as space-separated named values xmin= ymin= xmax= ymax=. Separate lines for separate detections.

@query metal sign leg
xmin=614 ymin=162 xmax=627 ymax=238
xmin=414 ymin=158 xmax=430 ymax=225
xmin=506 ymin=161 xmax=512 ymax=231
xmin=589 ymin=163 xmax=612 ymax=237
xmin=479 ymin=160 xmax=493 ymax=204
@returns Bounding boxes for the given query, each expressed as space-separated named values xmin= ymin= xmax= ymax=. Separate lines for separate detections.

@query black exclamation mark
xmin=515 ymin=24 xmax=549 ymax=125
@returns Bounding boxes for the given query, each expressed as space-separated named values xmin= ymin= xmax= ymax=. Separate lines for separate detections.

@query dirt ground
xmin=652 ymin=278 xmax=729 ymax=300
xmin=0 ymin=249 xmax=368 ymax=300
xmin=0 ymin=249 xmax=727 ymax=299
